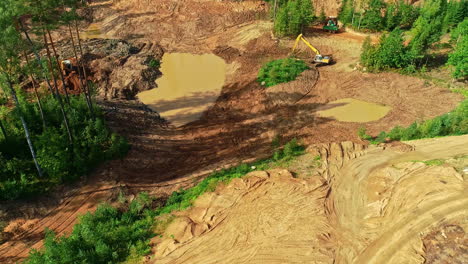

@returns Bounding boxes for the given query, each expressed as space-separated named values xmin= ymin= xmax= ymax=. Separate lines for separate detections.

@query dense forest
xmin=0 ymin=0 xmax=128 ymax=200
xmin=352 ymin=0 xmax=467 ymax=77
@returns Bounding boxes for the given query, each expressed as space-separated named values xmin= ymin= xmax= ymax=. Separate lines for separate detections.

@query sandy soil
xmin=151 ymin=135 xmax=468 ymax=264
xmin=0 ymin=0 xmax=465 ymax=262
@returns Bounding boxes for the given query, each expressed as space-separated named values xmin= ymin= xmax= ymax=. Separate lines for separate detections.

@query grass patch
xmin=422 ymin=159 xmax=445 ymax=166
xmin=411 ymin=159 xmax=445 ymax=166
xmin=258 ymin=58 xmax=308 ymax=87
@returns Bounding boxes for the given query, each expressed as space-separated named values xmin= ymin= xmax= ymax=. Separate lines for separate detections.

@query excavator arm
xmin=291 ymin=34 xmax=332 ymax=65
xmin=291 ymin=34 xmax=320 ymax=55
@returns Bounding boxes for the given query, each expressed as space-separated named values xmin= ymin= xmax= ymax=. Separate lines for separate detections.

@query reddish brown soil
xmin=0 ymin=0 xmax=464 ymax=262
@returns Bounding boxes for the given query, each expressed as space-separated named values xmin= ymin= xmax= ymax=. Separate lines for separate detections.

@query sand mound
xmin=152 ymin=169 xmax=333 ymax=263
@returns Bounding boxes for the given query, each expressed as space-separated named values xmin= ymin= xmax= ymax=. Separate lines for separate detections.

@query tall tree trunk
xmin=5 ymin=78 xmax=43 ymax=178
xmin=43 ymin=30 xmax=74 ymax=143
xmin=67 ymin=24 xmax=93 ymax=114
xmin=23 ymin=50 xmax=46 ymax=128
xmin=46 ymin=28 xmax=71 ymax=104
xmin=273 ymin=0 xmax=278 ymax=23
xmin=0 ymin=119 xmax=7 ymax=140
xmin=74 ymin=21 xmax=94 ymax=116
xmin=18 ymin=19 xmax=56 ymax=95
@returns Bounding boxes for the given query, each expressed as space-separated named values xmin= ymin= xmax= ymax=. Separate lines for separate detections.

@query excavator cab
xmin=60 ymin=58 xmax=81 ymax=92
xmin=314 ymin=54 xmax=331 ymax=64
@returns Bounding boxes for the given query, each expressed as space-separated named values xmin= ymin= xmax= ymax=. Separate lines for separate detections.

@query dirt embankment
xmin=151 ymin=135 xmax=468 ymax=264
xmin=0 ymin=0 xmax=465 ymax=263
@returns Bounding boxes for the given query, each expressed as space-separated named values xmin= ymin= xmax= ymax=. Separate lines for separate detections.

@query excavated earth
xmin=0 ymin=0 xmax=465 ymax=263
xmin=151 ymin=135 xmax=468 ymax=264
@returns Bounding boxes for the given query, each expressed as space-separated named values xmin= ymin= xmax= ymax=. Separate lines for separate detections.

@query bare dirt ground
xmin=151 ymin=135 xmax=468 ymax=264
xmin=0 ymin=0 xmax=465 ymax=262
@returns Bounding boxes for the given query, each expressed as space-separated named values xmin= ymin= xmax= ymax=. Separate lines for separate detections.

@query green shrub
xmin=362 ymin=98 xmax=468 ymax=142
xmin=357 ymin=127 xmax=372 ymax=140
xmin=360 ymin=28 xmax=413 ymax=71
xmin=148 ymin=59 xmax=160 ymax=68
xmin=25 ymin=193 xmax=155 ymax=264
xmin=447 ymin=19 xmax=468 ymax=79
xmin=258 ymin=58 xmax=308 ymax=87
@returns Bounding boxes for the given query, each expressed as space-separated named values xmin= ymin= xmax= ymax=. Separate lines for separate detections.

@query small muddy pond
xmin=137 ymin=53 xmax=226 ymax=127
xmin=318 ymin=98 xmax=391 ymax=122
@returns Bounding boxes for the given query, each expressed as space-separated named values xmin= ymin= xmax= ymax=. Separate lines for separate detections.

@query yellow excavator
xmin=291 ymin=34 xmax=332 ymax=65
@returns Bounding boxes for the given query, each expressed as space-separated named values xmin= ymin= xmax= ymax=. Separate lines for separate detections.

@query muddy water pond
xmin=137 ymin=53 xmax=226 ymax=127
xmin=318 ymin=98 xmax=391 ymax=122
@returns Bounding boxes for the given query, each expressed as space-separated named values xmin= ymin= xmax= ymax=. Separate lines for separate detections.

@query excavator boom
xmin=292 ymin=34 xmax=320 ymax=55
xmin=291 ymin=34 xmax=332 ymax=65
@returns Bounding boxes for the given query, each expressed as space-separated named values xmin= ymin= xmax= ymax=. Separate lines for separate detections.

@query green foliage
xmin=148 ymin=59 xmax=160 ymax=68
xmin=360 ymin=0 xmax=386 ymax=31
xmin=444 ymin=0 xmax=467 ymax=31
xmin=447 ymin=35 xmax=467 ymax=79
xmin=25 ymin=193 xmax=155 ymax=264
xmin=364 ymin=98 xmax=468 ymax=143
xmin=357 ymin=126 xmax=372 ymax=140
xmin=450 ymin=18 xmax=468 ymax=42
xmin=422 ymin=159 xmax=444 ymax=166
xmin=258 ymin=58 xmax=308 ymax=87
xmin=319 ymin=8 xmax=326 ymax=22
xmin=398 ymin=1 xmax=420 ymax=29
xmin=274 ymin=0 xmax=315 ymax=36
xmin=408 ymin=0 xmax=448 ymax=59
xmin=339 ymin=0 xmax=418 ymax=31
xmin=447 ymin=19 xmax=468 ymax=79
xmin=338 ymin=0 xmax=354 ymax=25
xmin=271 ymin=134 xmax=281 ymax=149
xmin=360 ymin=29 xmax=413 ymax=71
xmin=0 ymin=94 xmax=129 ymax=200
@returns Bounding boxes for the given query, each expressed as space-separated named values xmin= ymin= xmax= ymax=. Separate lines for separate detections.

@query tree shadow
xmin=98 ymin=79 xmax=335 ymax=186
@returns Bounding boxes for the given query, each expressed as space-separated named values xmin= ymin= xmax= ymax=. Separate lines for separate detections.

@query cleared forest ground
xmin=0 ymin=0 xmax=465 ymax=263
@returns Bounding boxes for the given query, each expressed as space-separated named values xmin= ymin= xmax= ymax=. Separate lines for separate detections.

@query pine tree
xmin=339 ymin=0 xmax=354 ymax=25
xmin=385 ymin=3 xmax=401 ymax=31
xmin=399 ymin=1 xmax=419 ymax=29
xmin=298 ymin=0 xmax=315 ymax=27
xmin=360 ymin=36 xmax=376 ymax=69
xmin=447 ymin=20 xmax=468 ymax=79
xmin=375 ymin=28 xmax=410 ymax=69
xmin=274 ymin=4 xmax=289 ymax=36
xmin=287 ymin=0 xmax=301 ymax=35
xmin=360 ymin=0 xmax=385 ymax=31
xmin=409 ymin=0 xmax=448 ymax=59
xmin=319 ymin=8 xmax=326 ymax=22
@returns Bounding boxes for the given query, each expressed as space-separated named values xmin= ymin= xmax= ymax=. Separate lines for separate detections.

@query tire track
xmin=354 ymin=194 xmax=468 ymax=264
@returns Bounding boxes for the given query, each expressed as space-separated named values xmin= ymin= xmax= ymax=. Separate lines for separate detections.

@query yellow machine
xmin=291 ymin=34 xmax=332 ymax=65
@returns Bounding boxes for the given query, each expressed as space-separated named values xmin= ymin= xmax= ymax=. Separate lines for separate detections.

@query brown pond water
xmin=137 ymin=53 xmax=227 ymax=127
xmin=318 ymin=98 xmax=391 ymax=122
